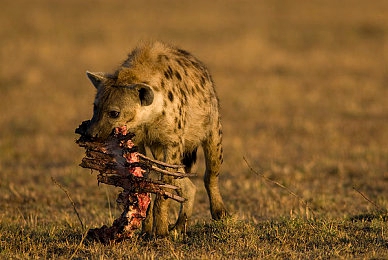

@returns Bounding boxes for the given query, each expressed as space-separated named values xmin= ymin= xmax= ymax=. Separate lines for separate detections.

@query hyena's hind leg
xmin=202 ymin=127 xmax=228 ymax=220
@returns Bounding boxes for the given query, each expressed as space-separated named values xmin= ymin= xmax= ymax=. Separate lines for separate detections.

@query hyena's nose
xmin=75 ymin=120 xmax=101 ymax=139
xmin=75 ymin=120 xmax=92 ymax=136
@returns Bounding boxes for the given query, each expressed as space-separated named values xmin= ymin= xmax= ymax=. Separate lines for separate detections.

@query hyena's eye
xmin=108 ymin=111 xmax=120 ymax=119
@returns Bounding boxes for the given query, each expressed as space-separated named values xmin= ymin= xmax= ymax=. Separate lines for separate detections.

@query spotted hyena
xmin=84 ymin=41 xmax=228 ymax=236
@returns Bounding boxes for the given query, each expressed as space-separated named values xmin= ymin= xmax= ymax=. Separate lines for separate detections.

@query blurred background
xmin=0 ymin=0 xmax=387 ymax=225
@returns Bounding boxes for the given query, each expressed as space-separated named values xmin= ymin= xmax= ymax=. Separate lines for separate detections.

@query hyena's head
xmin=85 ymin=71 xmax=157 ymax=140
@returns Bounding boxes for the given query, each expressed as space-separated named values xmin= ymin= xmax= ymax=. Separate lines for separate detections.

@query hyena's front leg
xmin=135 ymin=143 xmax=154 ymax=236
xmin=152 ymin=192 xmax=170 ymax=237
xmin=171 ymin=177 xmax=196 ymax=233
xmin=150 ymin=145 xmax=182 ymax=237
xmin=142 ymin=199 xmax=153 ymax=235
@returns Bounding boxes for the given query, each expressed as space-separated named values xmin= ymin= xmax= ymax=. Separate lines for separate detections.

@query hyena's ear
xmin=133 ymin=83 xmax=154 ymax=106
xmin=86 ymin=71 xmax=107 ymax=89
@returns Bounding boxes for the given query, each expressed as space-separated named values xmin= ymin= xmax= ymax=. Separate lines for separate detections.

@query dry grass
xmin=1 ymin=0 xmax=387 ymax=259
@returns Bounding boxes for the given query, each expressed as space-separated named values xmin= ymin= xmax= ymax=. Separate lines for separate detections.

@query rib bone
xmin=75 ymin=122 xmax=191 ymax=243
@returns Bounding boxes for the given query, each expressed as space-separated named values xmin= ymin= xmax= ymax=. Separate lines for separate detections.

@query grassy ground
xmin=1 ymin=0 xmax=387 ymax=259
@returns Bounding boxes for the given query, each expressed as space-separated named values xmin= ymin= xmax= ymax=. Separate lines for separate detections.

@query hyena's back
xmin=115 ymin=42 xmax=222 ymax=161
